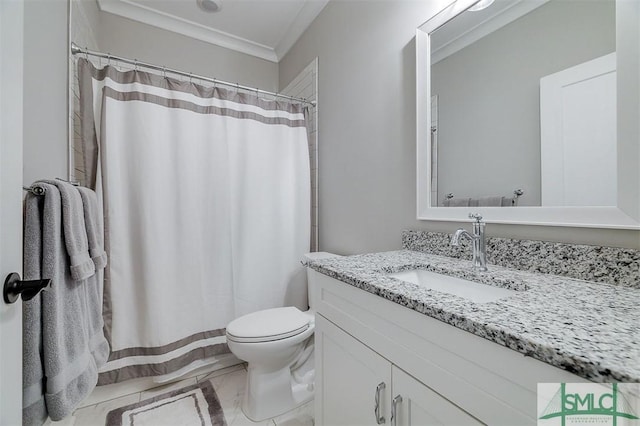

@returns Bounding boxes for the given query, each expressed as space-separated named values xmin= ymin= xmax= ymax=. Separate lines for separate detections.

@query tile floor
xmin=48 ymin=364 xmax=314 ymax=426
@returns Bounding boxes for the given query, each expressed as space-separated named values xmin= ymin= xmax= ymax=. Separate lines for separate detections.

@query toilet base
xmin=241 ymin=354 xmax=314 ymax=421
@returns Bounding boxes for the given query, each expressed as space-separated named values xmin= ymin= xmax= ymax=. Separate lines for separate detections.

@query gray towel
xmin=43 ymin=180 xmax=95 ymax=280
xmin=443 ymin=197 xmax=470 ymax=207
xmin=76 ymin=186 xmax=110 ymax=367
xmin=502 ymin=197 xmax=516 ymax=207
xmin=77 ymin=186 xmax=107 ymax=270
xmin=474 ymin=196 xmax=504 ymax=207
xmin=22 ymin=183 xmax=110 ymax=425
xmin=23 ymin=193 xmax=47 ymax=426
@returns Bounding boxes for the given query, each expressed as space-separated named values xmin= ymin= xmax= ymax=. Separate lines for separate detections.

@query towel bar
xmin=444 ymin=189 xmax=524 ymax=205
xmin=23 ymin=178 xmax=80 ymax=196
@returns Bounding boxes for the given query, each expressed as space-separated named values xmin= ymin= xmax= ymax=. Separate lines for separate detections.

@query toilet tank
xmin=303 ymin=252 xmax=340 ymax=310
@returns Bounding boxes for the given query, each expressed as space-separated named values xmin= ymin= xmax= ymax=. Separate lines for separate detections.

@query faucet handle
xmin=469 ymin=213 xmax=483 ymax=222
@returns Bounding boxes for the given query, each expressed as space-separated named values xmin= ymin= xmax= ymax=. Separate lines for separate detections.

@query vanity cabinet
xmin=392 ymin=365 xmax=481 ymax=426
xmin=316 ymin=314 xmax=481 ymax=425
xmin=311 ymin=270 xmax=588 ymax=425
xmin=315 ymin=314 xmax=391 ymax=425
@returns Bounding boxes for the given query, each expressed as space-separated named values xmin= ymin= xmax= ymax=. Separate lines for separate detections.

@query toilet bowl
xmin=226 ymin=252 xmax=338 ymax=421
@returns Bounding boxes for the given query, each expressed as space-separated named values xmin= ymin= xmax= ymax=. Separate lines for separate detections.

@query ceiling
xmin=97 ymin=0 xmax=330 ymax=62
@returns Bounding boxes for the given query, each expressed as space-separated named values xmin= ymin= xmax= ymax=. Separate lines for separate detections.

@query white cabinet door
xmin=315 ymin=314 xmax=392 ymax=426
xmin=391 ymin=367 xmax=483 ymax=426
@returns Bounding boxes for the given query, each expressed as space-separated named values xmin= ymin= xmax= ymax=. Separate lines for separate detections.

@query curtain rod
xmin=70 ymin=42 xmax=316 ymax=107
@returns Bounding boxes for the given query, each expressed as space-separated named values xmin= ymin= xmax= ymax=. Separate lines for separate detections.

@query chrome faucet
xmin=451 ymin=213 xmax=487 ymax=272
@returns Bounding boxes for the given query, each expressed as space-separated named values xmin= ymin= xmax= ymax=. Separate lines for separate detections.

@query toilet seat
xmin=226 ymin=307 xmax=311 ymax=343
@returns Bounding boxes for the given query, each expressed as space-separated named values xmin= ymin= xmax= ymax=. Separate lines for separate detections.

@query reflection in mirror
xmin=429 ymin=0 xmax=615 ymax=207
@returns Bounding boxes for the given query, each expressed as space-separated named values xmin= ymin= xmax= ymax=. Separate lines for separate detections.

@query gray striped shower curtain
xmin=78 ymin=59 xmax=310 ymax=384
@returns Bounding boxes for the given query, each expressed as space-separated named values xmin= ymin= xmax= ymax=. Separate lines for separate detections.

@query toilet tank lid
xmin=302 ymin=252 xmax=341 ymax=262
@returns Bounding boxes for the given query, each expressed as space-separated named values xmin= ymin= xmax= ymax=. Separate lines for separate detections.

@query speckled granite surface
xmin=306 ymin=250 xmax=640 ymax=383
xmin=403 ymin=230 xmax=640 ymax=288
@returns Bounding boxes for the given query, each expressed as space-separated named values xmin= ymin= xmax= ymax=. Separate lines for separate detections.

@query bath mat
xmin=105 ymin=381 xmax=227 ymax=426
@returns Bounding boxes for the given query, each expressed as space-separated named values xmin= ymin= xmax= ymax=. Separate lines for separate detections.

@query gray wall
xmin=23 ymin=0 xmax=70 ymax=185
xmin=432 ymin=0 xmax=615 ymax=206
xmin=72 ymin=0 xmax=101 ymax=51
xmin=98 ymin=12 xmax=279 ymax=92
xmin=279 ymin=0 xmax=640 ymax=253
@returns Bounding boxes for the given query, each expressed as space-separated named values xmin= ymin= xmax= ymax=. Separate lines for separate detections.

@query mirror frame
xmin=416 ymin=0 xmax=640 ymax=229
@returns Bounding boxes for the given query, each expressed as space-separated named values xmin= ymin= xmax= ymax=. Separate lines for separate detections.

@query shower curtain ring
xmin=84 ymin=47 xmax=88 ymax=61
xmin=189 ymin=72 xmax=193 ymax=83
xmin=163 ymin=66 xmax=167 ymax=78
xmin=134 ymin=59 xmax=138 ymax=71
xmin=107 ymin=54 xmax=111 ymax=65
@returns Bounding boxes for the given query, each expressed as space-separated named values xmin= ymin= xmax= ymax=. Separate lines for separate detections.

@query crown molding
xmin=275 ymin=0 xmax=329 ymax=61
xmin=97 ymin=0 xmax=279 ymax=62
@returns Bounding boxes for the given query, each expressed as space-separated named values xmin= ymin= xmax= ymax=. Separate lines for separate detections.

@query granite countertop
xmin=307 ymin=250 xmax=640 ymax=383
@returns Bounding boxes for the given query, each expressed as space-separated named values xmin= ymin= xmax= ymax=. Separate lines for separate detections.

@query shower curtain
xmin=78 ymin=59 xmax=310 ymax=384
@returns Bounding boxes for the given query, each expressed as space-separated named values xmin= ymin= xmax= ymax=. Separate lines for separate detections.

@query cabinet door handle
xmin=374 ymin=382 xmax=386 ymax=424
xmin=391 ymin=394 xmax=403 ymax=426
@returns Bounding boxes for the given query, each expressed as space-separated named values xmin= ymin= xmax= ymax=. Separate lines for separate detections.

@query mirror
xmin=416 ymin=0 xmax=640 ymax=229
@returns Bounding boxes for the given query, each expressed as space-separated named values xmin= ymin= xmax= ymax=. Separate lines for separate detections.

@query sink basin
xmin=388 ymin=269 xmax=518 ymax=303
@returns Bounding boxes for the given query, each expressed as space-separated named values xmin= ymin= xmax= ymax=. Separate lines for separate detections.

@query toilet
xmin=226 ymin=252 xmax=339 ymax=421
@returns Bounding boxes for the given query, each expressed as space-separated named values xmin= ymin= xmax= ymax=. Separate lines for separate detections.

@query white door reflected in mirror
xmin=540 ymin=53 xmax=617 ymax=207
